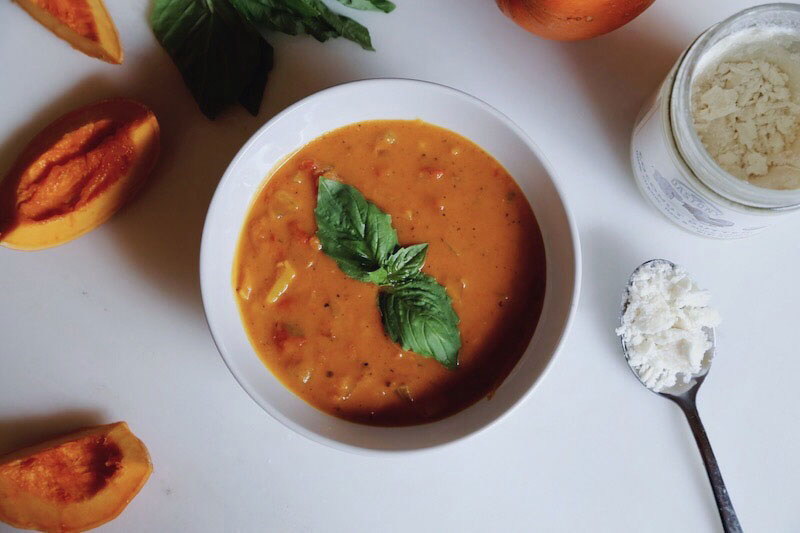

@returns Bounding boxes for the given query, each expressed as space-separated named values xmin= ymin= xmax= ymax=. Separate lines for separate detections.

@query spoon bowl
xmin=620 ymin=259 xmax=715 ymax=397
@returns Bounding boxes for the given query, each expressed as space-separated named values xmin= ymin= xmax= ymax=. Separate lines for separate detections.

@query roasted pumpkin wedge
xmin=0 ymin=422 xmax=152 ymax=533
xmin=0 ymin=99 xmax=160 ymax=251
xmin=14 ymin=0 xmax=123 ymax=63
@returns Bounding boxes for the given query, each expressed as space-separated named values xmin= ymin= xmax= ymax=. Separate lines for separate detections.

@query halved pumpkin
xmin=0 ymin=99 xmax=160 ymax=251
xmin=14 ymin=0 xmax=123 ymax=64
xmin=0 ymin=422 xmax=152 ymax=533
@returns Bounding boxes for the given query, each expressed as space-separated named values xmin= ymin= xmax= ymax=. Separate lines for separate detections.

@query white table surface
xmin=1 ymin=1 xmax=798 ymax=531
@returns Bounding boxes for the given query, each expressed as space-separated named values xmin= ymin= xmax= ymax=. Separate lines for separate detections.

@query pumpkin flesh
xmin=0 ymin=99 xmax=160 ymax=251
xmin=0 ymin=422 xmax=152 ymax=533
xmin=13 ymin=0 xmax=123 ymax=64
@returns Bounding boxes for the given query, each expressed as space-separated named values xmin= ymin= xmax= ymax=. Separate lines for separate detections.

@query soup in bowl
xmin=201 ymin=79 xmax=579 ymax=452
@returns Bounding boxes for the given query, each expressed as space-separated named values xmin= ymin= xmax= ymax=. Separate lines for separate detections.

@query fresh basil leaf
xmin=151 ymin=0 xmax=387 ymax=118
xmin=385 ymin=243 xmax=428 ymax=284
xmin=231 ymin=1 xmax=309 ymax=37
xmin=335 ymin=0 xmax=395 ymax=13
xmin=314 ymin=178 xmax=460 ymax=368
xmin=231 ymin=0 xmax=374 ymax=50
xmin=367 ymin=266 xmax=389 ymax=285
xmin=315 ymin=178 xmax=398 ymax=282
xmin=378 ymin=275 xmax=461 ymax=369
xmin=314 ymin=1 xmax=373 ymax=50
xmin=151 ymin=0 xmax=273 ymax=119
xmin=238 ymin=38 xmax=273 ymax=115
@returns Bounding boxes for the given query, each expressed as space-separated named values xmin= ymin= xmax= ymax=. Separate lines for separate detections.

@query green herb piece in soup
xmin=378 ymin=275 xmax=461 ymax=369
xmin=384 ymin=243 xmax=428 ymax=284
xmin=314 ymin=177 xmax=461 ymax=368
xmin=315 ymin=177 xmax=398 ymax=282
xmin=335 ymin=0 xmax=396 ymax=13
xmin=150 ymin=0 xmax=273 ymax=119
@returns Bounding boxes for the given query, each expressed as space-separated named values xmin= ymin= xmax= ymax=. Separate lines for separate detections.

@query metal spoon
xmin=620 ymin=259 xmax=742 ymax=533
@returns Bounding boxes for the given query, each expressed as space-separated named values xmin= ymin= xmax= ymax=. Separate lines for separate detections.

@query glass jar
xmin=631 ymin=3 xmax=800 ymax=239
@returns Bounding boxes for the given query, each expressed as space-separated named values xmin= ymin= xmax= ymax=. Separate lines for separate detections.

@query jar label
xmin=631 ymin=92 xmax=770 ymax=239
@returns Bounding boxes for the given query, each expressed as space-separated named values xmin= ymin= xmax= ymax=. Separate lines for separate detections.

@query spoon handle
xmin=675 ymin=398 xmax=743 ymax=533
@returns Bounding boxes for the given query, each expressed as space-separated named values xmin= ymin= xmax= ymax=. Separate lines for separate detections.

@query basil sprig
xmin=315 ymin=178 xmax=461 ymax=369
xmin=334 ymin=0 xmax=395 ymax=12
xmin=150 ymin=0 xmax=273 ymax=119
xmin=150 ymin=0 xmax=394 ymax=119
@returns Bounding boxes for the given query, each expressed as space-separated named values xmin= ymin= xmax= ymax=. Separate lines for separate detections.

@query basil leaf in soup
xmin=334 ymin=0 xmax=396 ymax=13
xmin=384 ymin=243 xmax=428 ymax=284
xmin=367 ymin=267 xmax=390 ymax=285
xmin=315 ymin=178 xmax=398 ymax=282
xmin=315 ymin=178 xmax=461 ymax=368
xmin=150 ymin=0 xmax=273 ymax=119
xmin=378 ymin=275 xmax=461 ymax=369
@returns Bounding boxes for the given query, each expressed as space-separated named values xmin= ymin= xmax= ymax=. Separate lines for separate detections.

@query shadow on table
xmin=579 ymin=225 xmax=643 ymax=366
xmin=0 ymin=410 xmax=105 ymax=455
xmin=104 ymin=37 xmax=365 ymax=324
xmin=557 ymin=15 xmax=687 ymax=188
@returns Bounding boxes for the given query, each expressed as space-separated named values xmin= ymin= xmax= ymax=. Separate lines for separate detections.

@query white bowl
xmin=200 ymin=79 xmax=580 ymax=454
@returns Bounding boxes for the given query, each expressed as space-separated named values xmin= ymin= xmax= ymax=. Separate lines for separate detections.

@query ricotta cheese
xmin=617 ymin=262 xmax=721 ymax=392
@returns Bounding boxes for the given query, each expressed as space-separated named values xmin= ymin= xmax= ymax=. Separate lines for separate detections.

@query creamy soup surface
xmin=234 ymin=120 xmax=546 ymax=426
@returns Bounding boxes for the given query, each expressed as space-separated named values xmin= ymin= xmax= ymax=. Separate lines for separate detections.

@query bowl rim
xmin=199 ymin=78 xmax=582 ymax=455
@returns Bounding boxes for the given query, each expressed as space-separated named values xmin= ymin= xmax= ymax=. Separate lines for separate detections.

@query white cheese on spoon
xmin=616 ymin=262 xmax=721 ymax=392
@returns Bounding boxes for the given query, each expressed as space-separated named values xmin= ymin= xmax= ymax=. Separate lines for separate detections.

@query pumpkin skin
xmin=0 ymin=99 xmax=160 ymax=251
xmin=13 ymin=0 xmax=123 ymax=64
xmin=0 ymin=422 xmax=152 ymax=533
xmin=497 ymin=0 xmax=656 ymax=41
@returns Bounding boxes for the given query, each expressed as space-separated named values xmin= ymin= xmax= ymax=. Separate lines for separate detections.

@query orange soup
xmin=234 ymin=120 xmax=545 ymax=426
